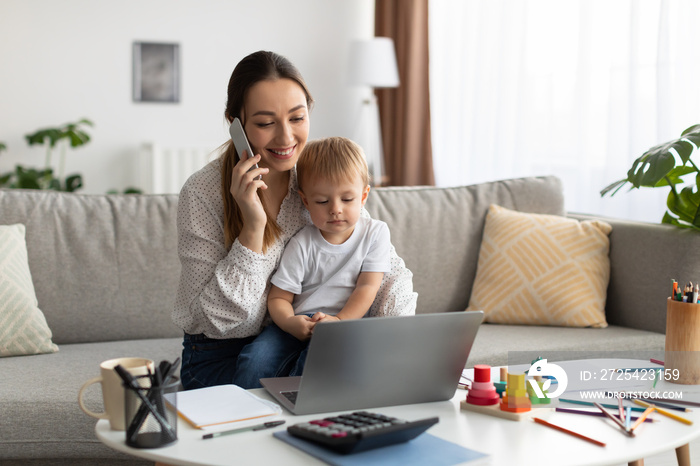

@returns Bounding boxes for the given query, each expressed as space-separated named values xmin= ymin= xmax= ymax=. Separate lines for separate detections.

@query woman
xmin=172 ymin=51 xmax=417 ymax=390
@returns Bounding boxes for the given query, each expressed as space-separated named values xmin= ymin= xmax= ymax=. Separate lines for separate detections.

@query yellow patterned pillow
xmin=467 ymin=205 xmax=611 ymax=327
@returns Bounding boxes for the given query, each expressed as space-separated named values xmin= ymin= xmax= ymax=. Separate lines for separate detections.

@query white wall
xmin=0 ymin=0 xmax=374 ymax=193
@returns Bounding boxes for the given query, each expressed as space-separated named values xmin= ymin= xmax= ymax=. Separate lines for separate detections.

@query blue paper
xmin=273 ymin=431 xmax=487 ymax=466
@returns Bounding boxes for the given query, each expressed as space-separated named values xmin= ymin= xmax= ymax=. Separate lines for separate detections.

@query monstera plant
xmin=0 ymin=118 xmax=93 ymax=192
xmin=601 ymin=124 xmax=700 ymax=231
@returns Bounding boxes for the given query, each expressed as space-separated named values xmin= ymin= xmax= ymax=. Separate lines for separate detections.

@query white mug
xmin=78 ymin=357 xmax=154 ymax=430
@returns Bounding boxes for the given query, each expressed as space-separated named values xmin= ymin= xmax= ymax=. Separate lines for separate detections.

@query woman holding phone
xmin=172 ymin=51 xmax=417 ymax=390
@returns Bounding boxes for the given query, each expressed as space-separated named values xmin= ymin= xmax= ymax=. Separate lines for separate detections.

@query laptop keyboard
xmin=281 ymin=390 xmax=298 ymax=405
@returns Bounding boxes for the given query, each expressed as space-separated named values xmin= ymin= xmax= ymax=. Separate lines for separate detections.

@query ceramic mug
xmin=78 ymin=357 xmax=154 ymax=430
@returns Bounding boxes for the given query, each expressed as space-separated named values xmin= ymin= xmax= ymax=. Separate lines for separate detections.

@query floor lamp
xmin=348 ymin=37 xmax=400 ymax=186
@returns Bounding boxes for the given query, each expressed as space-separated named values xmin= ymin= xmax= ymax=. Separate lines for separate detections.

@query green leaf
xmin=654 ymin=166 xmax=696 ymax=187
xmin=0 ymin=172 xmax=12 ymax=186
xmin=66 ymin=129 xmax=91 ymax=147
xmin=64 ymin=174 xmax=83 ymax=192
xmin=681 ymin=124 xmax=700 ymax=137
xmin=666 ymin=186 xmax=700 ymax=224
xmin=627 ymin=140 xmax=687 ymax=188
xmin=600 ymin=178 xmax=629 ymax=197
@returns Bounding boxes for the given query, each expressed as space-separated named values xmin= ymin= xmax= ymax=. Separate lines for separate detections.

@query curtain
xmin=376 ymin=0 xmax=435 ymax=186
xmin=429 ymin=0 xmax=700 ymax=223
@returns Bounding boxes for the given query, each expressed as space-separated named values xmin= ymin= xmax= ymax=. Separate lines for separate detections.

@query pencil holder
xmin=665 ymin=297 xmax=700 ymax=385
xmin=123 ymin=377 xmax=179 ymax=448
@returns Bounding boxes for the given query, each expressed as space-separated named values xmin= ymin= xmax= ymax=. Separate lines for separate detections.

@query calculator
xmin=286 ymin=411 xmax=439 ymax=454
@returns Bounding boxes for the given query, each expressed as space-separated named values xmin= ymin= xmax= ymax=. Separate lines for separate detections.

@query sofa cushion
xmin=0 ymin=337 xmax=182 ymax=461
xmin=0 ymin=224 xmax=58 ymax=357
xmin=366 ymin=176 xmax=565 ymax=314
xmin=468 ymin=323 xmax=665 ymax=367
xmin=0 ymin=190 xmax=182 ymax=344
xmin=468 ymin=205 xmax=611 ymax=327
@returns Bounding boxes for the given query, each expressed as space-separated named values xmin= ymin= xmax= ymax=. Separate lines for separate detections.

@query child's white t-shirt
xmin=270 ymin=216 xmax=391 ymax=316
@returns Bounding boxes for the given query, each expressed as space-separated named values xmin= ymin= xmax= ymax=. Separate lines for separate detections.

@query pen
xmin=202 ymin=420 xmax=286 ymax=439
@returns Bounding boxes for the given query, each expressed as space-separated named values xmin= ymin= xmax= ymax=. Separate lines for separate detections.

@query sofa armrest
xmin=569 ymin=213 xmax=700 ymax=334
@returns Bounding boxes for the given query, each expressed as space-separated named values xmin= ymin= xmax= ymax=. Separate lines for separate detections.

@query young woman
xmin=172 ymin=51 xmax=417 ymax=390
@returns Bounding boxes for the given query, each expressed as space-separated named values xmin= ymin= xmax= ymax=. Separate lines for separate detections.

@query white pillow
xmin=0 ymin=224 xmax=58 ymax=357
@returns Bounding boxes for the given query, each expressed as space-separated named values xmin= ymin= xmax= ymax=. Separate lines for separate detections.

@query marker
xmin=672 ymin=279 xmax=678 ymax=300
xmin=202 ymin=420 xmax=286 ymax=439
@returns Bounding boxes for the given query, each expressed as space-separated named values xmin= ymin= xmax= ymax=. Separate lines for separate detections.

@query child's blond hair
xmin=296 ymin=137 xmax=370 ymax=192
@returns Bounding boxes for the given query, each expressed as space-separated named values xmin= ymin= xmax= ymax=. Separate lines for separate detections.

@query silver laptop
xmin=260 ymin=311 xmax=483 ymax=415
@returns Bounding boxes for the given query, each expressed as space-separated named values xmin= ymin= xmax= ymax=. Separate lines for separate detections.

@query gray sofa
xmin=1 ymin=175 xmax=695 ymax=465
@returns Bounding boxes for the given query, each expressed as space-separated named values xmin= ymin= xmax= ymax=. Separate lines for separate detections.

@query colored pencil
xmin=633 ymin=399 xmax=693 ymax=425
xmin=560 ymin=398 xmax=645 ymax=412
xmin=555 ymin=407 xmax=654 ymax=423
xmin=618 ymin=397 xmax=625 ymax=422
xmin=638 ymin=397 xmax=700 ymax=408
xmin=594 ymin=402 xmax=635 ymax=437
xmin=629 ymin=405 xmax=655 ymax=431
xmin=650 ymin=358 xmax=664 ymax=366
xmin=533 ymin=417 xmax=606 ymax=447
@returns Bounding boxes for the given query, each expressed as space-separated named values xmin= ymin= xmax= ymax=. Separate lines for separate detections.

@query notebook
xmin=260 ymin=311 xmax=483 ymax=415
xmin=175 ymin=384 xmax=282 ymax=429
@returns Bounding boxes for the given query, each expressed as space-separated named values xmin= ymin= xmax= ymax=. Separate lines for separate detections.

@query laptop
xmin=260 ymin=311 xmax=483 ymax=415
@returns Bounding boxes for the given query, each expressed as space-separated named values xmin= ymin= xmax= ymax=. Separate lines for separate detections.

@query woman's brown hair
xmin=221 ymin=51 xmax=313 ymax=252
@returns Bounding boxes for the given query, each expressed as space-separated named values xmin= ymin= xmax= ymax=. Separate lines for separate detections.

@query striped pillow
xmin=467 ymin=205 xmax=611 ymax=327
xmin=0 ymin=224 xmax=58 ymax=357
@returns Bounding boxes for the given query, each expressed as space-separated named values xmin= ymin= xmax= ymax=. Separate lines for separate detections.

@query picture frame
xmin=132 ymin=42 xmax=180 ymax=103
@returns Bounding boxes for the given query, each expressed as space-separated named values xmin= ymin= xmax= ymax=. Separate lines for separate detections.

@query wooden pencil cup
xmin=665 ymin=297 xmax=700 ymax=385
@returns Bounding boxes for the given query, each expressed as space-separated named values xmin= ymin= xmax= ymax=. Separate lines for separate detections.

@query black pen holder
xmin=123 ymin=377 xmax=178 ymax=448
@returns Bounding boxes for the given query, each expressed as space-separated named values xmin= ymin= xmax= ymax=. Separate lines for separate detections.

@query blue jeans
xmin=180 ymin=333 xmax=256 ymax=390
xmin=233 ymin=322 xmax=310 ymax=389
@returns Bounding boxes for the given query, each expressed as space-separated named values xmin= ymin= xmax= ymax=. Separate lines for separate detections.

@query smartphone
xmin=229 ymin=117 xmax=261 ymax=180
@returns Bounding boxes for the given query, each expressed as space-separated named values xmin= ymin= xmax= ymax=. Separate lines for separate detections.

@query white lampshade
xmin=347 ymin=37 xmax=400 ymax=88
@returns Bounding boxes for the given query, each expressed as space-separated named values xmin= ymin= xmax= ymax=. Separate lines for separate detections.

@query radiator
xmin=138 ymin=143 xmax=216 ymax=194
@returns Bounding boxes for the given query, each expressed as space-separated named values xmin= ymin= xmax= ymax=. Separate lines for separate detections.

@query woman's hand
xmin=230 ymin=153 xmax=269 ymax=252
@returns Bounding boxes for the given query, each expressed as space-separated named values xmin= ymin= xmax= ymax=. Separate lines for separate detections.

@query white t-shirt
xmin=271 ymin=217 xmax=391 ymax=316
xmin=171 ymin=159 xmax=417 ymax=339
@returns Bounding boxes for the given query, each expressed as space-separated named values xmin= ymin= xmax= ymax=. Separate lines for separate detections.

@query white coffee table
xmin=96 ymin=359 xmax=700 ymax=465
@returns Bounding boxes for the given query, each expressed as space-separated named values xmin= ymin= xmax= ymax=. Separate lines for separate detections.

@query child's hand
xmin=311 ymin=312 xmax=340 ymax=323
xmin=282 ymin=315 xmax=316 ymax=341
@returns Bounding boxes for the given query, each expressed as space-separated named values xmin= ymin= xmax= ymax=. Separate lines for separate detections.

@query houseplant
xmin=0 ymin=118 xmax=93 ymax=192
xmin=601 ymin=124 xmax=700 ymax=231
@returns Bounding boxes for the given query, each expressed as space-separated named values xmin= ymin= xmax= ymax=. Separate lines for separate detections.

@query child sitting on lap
xmin=236 ymin=136 xmax=391 ymax=387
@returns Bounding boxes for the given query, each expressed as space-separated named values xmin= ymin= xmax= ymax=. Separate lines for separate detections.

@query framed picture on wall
xmin=133 ymin=42 xmax=180 ymax=103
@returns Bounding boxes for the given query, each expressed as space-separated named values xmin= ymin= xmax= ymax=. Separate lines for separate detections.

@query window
xmin=430 ymin=0 xmax=700 ymax=222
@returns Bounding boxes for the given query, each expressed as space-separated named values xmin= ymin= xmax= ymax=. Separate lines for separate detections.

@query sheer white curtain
xmin=429 ymin=0 xmax=700 ymax=222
